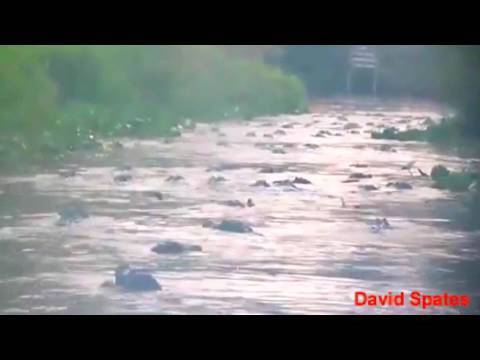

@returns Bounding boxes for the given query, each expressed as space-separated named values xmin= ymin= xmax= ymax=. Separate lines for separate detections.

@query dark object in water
xmin=152 ymin=241 xmax=202 ymax=255
xmin=166 ymin=175 xmax=185 ymax=183
xmin=350 ymin=164 xmax=369 ymax=169
xmin=202 ymin=220 xmax=254 ymax=234
xmin=431 ymin=165 xmax=450 ymax=180
xmin=273 ymin=180 xmax=298 ymax=188
xmin=344 ymin=122 xmax=361 ymax=130
xmin=220 ymin=200 xmax=246 ymax=208
xmin=208 ymin=176 xmax=227 ymax=185
xmin=251 ymin=180 xmax=270 ymax=188
xmin=220 ymin=199 xmax=255 ymax=208
xmin=115 ymin=265 xmax=162 ymax=292
xmin=114 ymin=174 xmax=133 ymax=183
xmin=368 ymin=218 xmax=394 ymax=233
xmin=342 ymin=179 xmax=360 ymax=184
xmin=304 ymin=144 xmax=319 ymax=149
xmin=59 ymin=169 xmax=77 ymax=178
xmin=313 ymin=131 xmax=326 ymax=138
xmin=246 ymin=132 xmax=256 ymax=138
xmin=360 ymin=185 xmax=379 ymax=191
xmin=263 ymin=134 xmax=274 ymax=139
xmin=217 ymin=141 xmax=229 ymax=147
xmin=378 ymin=144 xmax=396 ymax=152
xmin=272 ymin=148 xmax=286 ymax=154
xmin=418 ymin=168 xmax=429 ymax=177
xmin=274 ymin=130 xmax=287 ymax=136
xmin=387 ymin=182 xmax=413 ymax=190
xmin=281 ymin=123 xmax=295 ymax=129
xmin=422 ymin=118 xmax=436 ymax=127
xmin=57 ymin=202 xmax=89 ymax=226
xmin=349 ymin=173 xmax=373 ymax=180
xmin=293 ymin=177 xmax=312 ymax=185
xmin=147 ymin=191 xmax=163 ymax=200
xmin=259 ymin=167 xmax=285 ymax=174
xmin=112 ymin=141 xmax=124 ymax=150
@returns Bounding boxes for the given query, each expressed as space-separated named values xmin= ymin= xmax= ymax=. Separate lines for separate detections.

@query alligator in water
xmin=202 ymin=220 xmax=255 ymax=234
xmin=109 ymin=265 xmax=162 ymax=292
xmin=151 ymin=241 xmax=202 ymax=255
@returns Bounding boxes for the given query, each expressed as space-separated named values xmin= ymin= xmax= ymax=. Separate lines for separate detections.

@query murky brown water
xmin=1 ymin=99 xmax=479 ymax=315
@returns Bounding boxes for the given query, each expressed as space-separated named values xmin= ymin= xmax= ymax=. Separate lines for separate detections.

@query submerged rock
xmin=202 ymin=220 xmax=254 ymax=234
xmin=114 ymin=265 xmax=162 ymax=292
xmin=152 ymin=241 xmax=202 ymax=255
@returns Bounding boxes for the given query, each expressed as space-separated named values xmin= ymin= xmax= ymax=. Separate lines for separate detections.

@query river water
xmin=0 ymin=99 xmax=479 ymax=315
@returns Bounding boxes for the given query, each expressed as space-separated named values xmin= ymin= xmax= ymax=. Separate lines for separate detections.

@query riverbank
xmin=0 ymin=46 xmax=307 ymax=170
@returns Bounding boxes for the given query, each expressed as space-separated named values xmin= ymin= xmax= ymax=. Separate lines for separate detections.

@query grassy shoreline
xmin=0 ymin=45 xmax=307 ymax=170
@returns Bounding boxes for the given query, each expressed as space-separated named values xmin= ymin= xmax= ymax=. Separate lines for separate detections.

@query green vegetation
xmin=0 ymin=45 xmax=307 ymax=167
xmin=430 ymin=165 xmax=478 ymax=193
xmin=371 ymin=118 xmax=480 ymax=158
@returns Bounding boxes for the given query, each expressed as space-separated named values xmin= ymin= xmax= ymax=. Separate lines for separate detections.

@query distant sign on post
xmin=348 ymin=45 xmax=379 ymax=95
